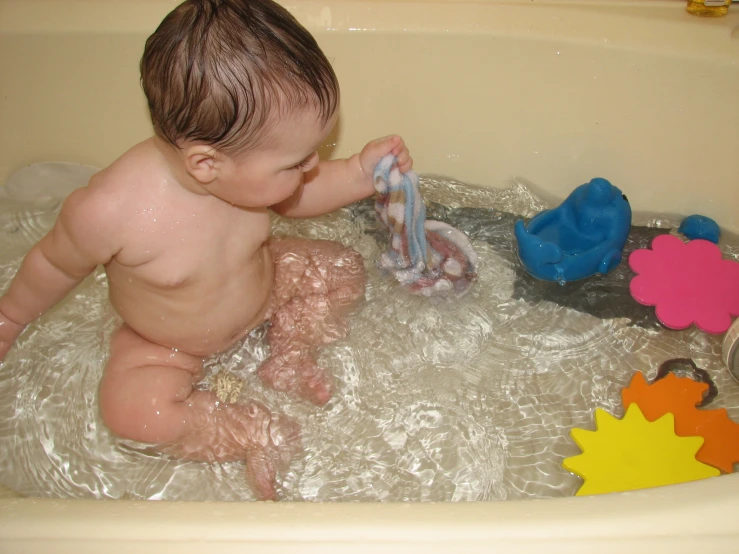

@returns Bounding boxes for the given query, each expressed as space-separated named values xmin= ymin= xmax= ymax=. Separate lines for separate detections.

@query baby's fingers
xmin=397 ymin=155 xmax=413 ymax=174
xmin=392 ymin=140 xmax=413 ymax=173
xmin=390 ymin=137 xmax=406 ymax=157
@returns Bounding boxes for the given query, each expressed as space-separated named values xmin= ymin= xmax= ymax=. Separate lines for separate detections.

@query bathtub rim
xmin=1 ymin=0 xmax=738 ymax=65
xmin=0 ymin=472 xmax=737 ymax=549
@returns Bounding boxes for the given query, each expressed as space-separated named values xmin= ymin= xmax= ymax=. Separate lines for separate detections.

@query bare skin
xmin=0 ymin=107 xmax=412 ymax=499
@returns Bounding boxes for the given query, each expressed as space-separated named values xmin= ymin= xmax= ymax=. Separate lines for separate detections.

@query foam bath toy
xmin=622 ymin=370 xmax=739 ymax=473
xmin=629 ymin=234 xmax=739 ymax=334
xmin=514 ymin=178 xmax=631 ymax=283
xmin=562 ymin=404 xmax=720 ymax=496
xmin=373 ymin=155 xmax=478 ymax=296
xmin=678 ymin=214 xmax=721 ymax=244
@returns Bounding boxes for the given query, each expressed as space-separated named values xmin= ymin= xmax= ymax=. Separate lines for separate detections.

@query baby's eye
xmin=291 ymin=159 xmax=311 ymax=171
xmin=290 ymin=152 xmax=318 ymax=172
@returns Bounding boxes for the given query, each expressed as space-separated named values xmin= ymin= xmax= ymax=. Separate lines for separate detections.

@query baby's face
xmin=213 ymin=107 xmax=338 ymax=208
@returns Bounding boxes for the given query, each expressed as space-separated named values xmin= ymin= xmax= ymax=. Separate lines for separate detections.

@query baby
xmin=0 ymin=0 xmax=412 ymax=500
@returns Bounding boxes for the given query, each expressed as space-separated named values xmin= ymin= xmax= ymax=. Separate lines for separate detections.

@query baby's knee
xmin=98 ymin=389 xmax=148 ymax=443
xmin=99 ymin=391 xmax=170 ymax=444
xmin=99 ymin=368 xmax=194 ymax=444
xmin=98 ymin=397 xmax=138 ymax=442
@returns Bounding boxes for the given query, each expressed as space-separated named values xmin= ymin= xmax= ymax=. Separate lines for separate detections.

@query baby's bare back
xmin=90 ymin=140 xmax=273 ymax=356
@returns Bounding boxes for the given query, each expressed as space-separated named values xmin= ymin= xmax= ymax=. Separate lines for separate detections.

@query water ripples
xmin=0 ymin=170 xmax=736 ymax=502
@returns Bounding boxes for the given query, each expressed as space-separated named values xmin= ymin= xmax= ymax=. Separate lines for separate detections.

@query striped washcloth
xmin=373 ymin=155 xmax=478 ymax=296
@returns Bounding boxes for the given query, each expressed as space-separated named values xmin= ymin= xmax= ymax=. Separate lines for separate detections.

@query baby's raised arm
xmin=0 ymin=183 xmax=121 ymax=361
xmin=272 ymin=135 xmax=413 ymax=219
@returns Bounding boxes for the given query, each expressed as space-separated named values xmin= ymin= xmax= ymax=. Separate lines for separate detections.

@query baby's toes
xmin=269 ymin=412 xmax=302 ymax=472
xmin=243 ymin=408 xmax=302 ymax=501
xmin=245 ymin=448 xmax=278 ymax=501
xmin=298 ymin=359 xmax=334 ymax=406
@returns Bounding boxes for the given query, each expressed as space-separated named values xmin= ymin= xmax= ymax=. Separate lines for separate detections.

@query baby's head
xmin=140 ymin=0 xmax=339 ymax=158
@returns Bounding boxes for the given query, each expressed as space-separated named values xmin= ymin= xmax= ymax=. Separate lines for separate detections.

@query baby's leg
xmin=259 ymin=239 xmax=365 ymax=405
xmin=99 ymin=325 xmax=299 ymax=500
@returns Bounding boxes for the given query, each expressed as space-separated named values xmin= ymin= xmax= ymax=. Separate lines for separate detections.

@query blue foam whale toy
xmin=514 ymin=178 xmax=631 ymax=283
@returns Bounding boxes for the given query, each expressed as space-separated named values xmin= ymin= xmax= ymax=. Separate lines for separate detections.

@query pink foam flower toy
xmin=629 ymin=234 xmax=739 ymax=334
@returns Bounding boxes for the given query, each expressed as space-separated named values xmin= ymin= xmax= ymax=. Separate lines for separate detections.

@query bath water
xmin=0 ymin=168 xmax=736 ymax=501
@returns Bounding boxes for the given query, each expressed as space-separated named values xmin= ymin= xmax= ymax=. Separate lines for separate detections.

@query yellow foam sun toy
xmin=563 ymin=404 xmax=720 ymax=496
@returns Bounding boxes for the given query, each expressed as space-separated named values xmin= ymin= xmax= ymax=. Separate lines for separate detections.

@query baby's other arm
xmin=272 ymin=135 xmax=412 ymax=218
xmin=0 ymin=182 xmax=122 ymax=361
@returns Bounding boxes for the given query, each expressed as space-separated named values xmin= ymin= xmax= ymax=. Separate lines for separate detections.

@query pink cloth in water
xmin=629 ymin=234 xmax=739 ymax=334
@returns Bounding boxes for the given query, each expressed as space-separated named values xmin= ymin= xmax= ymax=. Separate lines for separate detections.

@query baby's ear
xmin=184 ymin=144 xmax=218 ymax=185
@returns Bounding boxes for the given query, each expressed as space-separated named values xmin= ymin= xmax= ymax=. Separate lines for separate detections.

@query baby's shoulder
xmin=57 ymin=176 xmax=124 ymax=241
xmin=79 ymin=141 xmax=163 ymax=205
xmin=59 ymin=144 xmax=155 ymax=232
xmin=94 ymin=141 xmax=159 ymax=192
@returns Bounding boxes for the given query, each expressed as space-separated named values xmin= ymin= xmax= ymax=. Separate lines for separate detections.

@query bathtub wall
xmin=1 ymin=0 xmax=738 ymax=232
xmin=1 ymin=1 xmax=739 ymax=552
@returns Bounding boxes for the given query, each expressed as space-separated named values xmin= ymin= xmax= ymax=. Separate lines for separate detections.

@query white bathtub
xmin=0 ymin=0 xmax=738 ymax=551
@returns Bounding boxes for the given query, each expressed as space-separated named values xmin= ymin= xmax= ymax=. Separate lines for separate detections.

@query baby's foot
xmin=241 ymin=406 xmax=301 ymax=501
xmin=258 ymin=345 xmax=334 ymax=406
xmin=161 ymin=395 xmax=301 ymax=501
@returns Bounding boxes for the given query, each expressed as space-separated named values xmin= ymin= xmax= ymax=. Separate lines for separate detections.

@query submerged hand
xmin=0 ymin=312 xmax=24 ymax=362
xmin=359 ymin=135 xmax=413 ymax=178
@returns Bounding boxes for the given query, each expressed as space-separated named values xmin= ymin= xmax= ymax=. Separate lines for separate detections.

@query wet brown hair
xmin=140 ymin=0 xmax=339 ymax=153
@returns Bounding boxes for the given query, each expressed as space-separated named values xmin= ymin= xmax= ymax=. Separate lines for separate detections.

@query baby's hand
xmin=359 ymin=135 xmax=413 ymax=178
xmin=0 ymin=312 xmax=24 ymax=362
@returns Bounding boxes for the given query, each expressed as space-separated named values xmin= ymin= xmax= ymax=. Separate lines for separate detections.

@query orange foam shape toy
xmin=622 ymin=372 xmax=739 ymax=473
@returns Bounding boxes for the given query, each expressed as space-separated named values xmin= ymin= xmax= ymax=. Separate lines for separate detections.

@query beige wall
xmin=1 ymin=0 xmax=738 ymax=230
